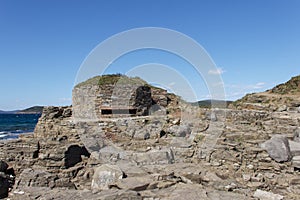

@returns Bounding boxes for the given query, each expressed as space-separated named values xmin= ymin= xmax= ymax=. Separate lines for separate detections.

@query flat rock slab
xmin=159 ymin=183 xmax=249 ymax=200
xmin=253 ymin=189 xmax=284 ymax=200
xmin=161 ymin=183 xmax=210 ymax=200
xmin=116 ymin=161 xmax=148 ymax=177
xmin=115 ymin=176 xmax=153 ymax=191
xmin=15 ymin=168 xmax=55 ymax=188
xmin=10 ymin=187 xmax=142 ymax=200
xmin=288 ymin=140 xmax=300 ymax=156
xmin=132 ymin=148 xmax=174 ymax=165
xmin=292 ymin=155 xmax=300 ymax=169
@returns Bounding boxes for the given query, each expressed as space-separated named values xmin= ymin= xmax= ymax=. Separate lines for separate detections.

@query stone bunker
xmin=72 ymin=74 xmax=177 ymax=121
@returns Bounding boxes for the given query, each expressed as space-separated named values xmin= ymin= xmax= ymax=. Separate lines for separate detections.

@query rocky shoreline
xmin=0 ymin=75 xmax=300 ymax=200
xmin=0 ymin=104 xmax=299 ymax=199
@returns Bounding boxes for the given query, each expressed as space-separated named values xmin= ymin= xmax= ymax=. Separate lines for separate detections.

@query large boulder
xmin=261 ymin=135 xmax=292 ymax=162
xmin=92 ymin=164 xmax=124 ymax=191
xmin=0 ymin=160 xmax=8 ymax=172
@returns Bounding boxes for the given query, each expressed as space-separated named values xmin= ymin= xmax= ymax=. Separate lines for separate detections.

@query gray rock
xmin=288 ymin=140 xmax=300 ymax=156
xmin=115 ymin=176 xmax=153 ymax=191
xmin=92 ymin=164 xmax=124 ymax=191
xmin=116 ymin=161 xmax=148 ymax=177
xmin=207 ymin=190 xmax=249 ymax=200
xmin=15 ymin=168 xmax=55 ymax=188
xmin=277 ymin=105 xmax=287 ymax=112
xmin=162 ymin=183 xmax=248 ymax=200
xmin=133 ymin=148 xmax=175 ymax=165
xmin=11 ymin=186 xmax=142 ymax=200
xmin=261 ymin=135 xmax=291 ymax=162
xmin=133 ymin=129 xmax=150 ymax=140
xmin=167 ymin=125 xmax=191 ymax=137
xmin=210 ymin=112 xmax=218 ymax=122
xmin=253 ymin=189 xmax=284 ymax=200
xmin=292 ymin=156 xmax=300 ymax=169
xmin=293 ymin=127 xmax=300 ymax=142
xmin=98 ymin=145 xmax=125 ymax=163
xmin=170 ymin=137 xmax=192 ymax=148
xmin=290 ymin=177 xmax=300 ymax=185
xmin=162 ymin=183 xmax=209 ymax=200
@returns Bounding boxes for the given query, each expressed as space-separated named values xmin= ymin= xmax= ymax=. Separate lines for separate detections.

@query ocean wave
xmin=0 ymin=131 xmax=21 ymax=140
xmin=0 ymin=114 xmax=40 ymax=140
xmin=0 ymin=132 xmax=9 ymax=138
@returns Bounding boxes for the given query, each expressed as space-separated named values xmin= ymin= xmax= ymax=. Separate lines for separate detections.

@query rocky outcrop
xmin=271 ymin=75 xmax=300 ymax=95
xmin=1 ymin=104 xmax=298 ymax=199
xmin=1 ymin=75 xmax=300 ymax=199
xmin=231 ymin=76 xmax=300 ymax=112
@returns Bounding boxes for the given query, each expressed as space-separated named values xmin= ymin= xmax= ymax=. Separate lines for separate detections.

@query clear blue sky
xmin=0 ymin=0 xmax=299 ymax=110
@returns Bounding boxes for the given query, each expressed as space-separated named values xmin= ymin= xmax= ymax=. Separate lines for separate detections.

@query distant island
xmin=0 ymin=106 xmax=44 ymax=114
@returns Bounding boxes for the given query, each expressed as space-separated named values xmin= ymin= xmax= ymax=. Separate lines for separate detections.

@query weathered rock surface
xmin=294 ymin=127 xmax=300 ymax=142
xmin=1 ymin=104 xmax=299 ymax=199
xmin=167 ymin=125 xmax=191 ymax=137
xmin=91 ymin=164 xmax=123 ymax=191
xmin=231 ymin=76 xmax=300 ymax=112
xmin=260 ymin=135 xmax=292 ymax=162
xmin=289 ymin=140 xmax=300 ymax=156
xmin=253 ymin=189 xmax=284 ymax=200
xmin=1 ymin=75 xmax=300 ymax=199
xmin=292 ymin=156 xmax=300 ymax=169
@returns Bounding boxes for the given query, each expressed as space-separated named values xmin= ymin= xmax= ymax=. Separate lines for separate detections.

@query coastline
xmin=15 ymin=112 xmax=42 ymax=115
xmin=0 ymin=113 xmax=40 ymax=141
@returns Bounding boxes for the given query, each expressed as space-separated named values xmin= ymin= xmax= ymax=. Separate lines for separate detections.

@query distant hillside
xmin=231 ymin=75 xmax=300 ymax=111
xmin=192 ymin=100 xmax=233 ymax=108
xmin=270 ymin=75 xmax=300 ymax=95
xmin=17 ymin=106 xmax=44 ymax=114
xmin=0 ymin=110 xmax=20 ymax=114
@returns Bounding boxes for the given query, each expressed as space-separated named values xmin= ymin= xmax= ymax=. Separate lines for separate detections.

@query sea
xmin=0 ymin=114 xmax=41 ymax=140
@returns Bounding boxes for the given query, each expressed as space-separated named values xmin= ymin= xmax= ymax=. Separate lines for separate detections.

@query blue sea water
xmin=0 ymin=114 xmax=41 ymax=140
